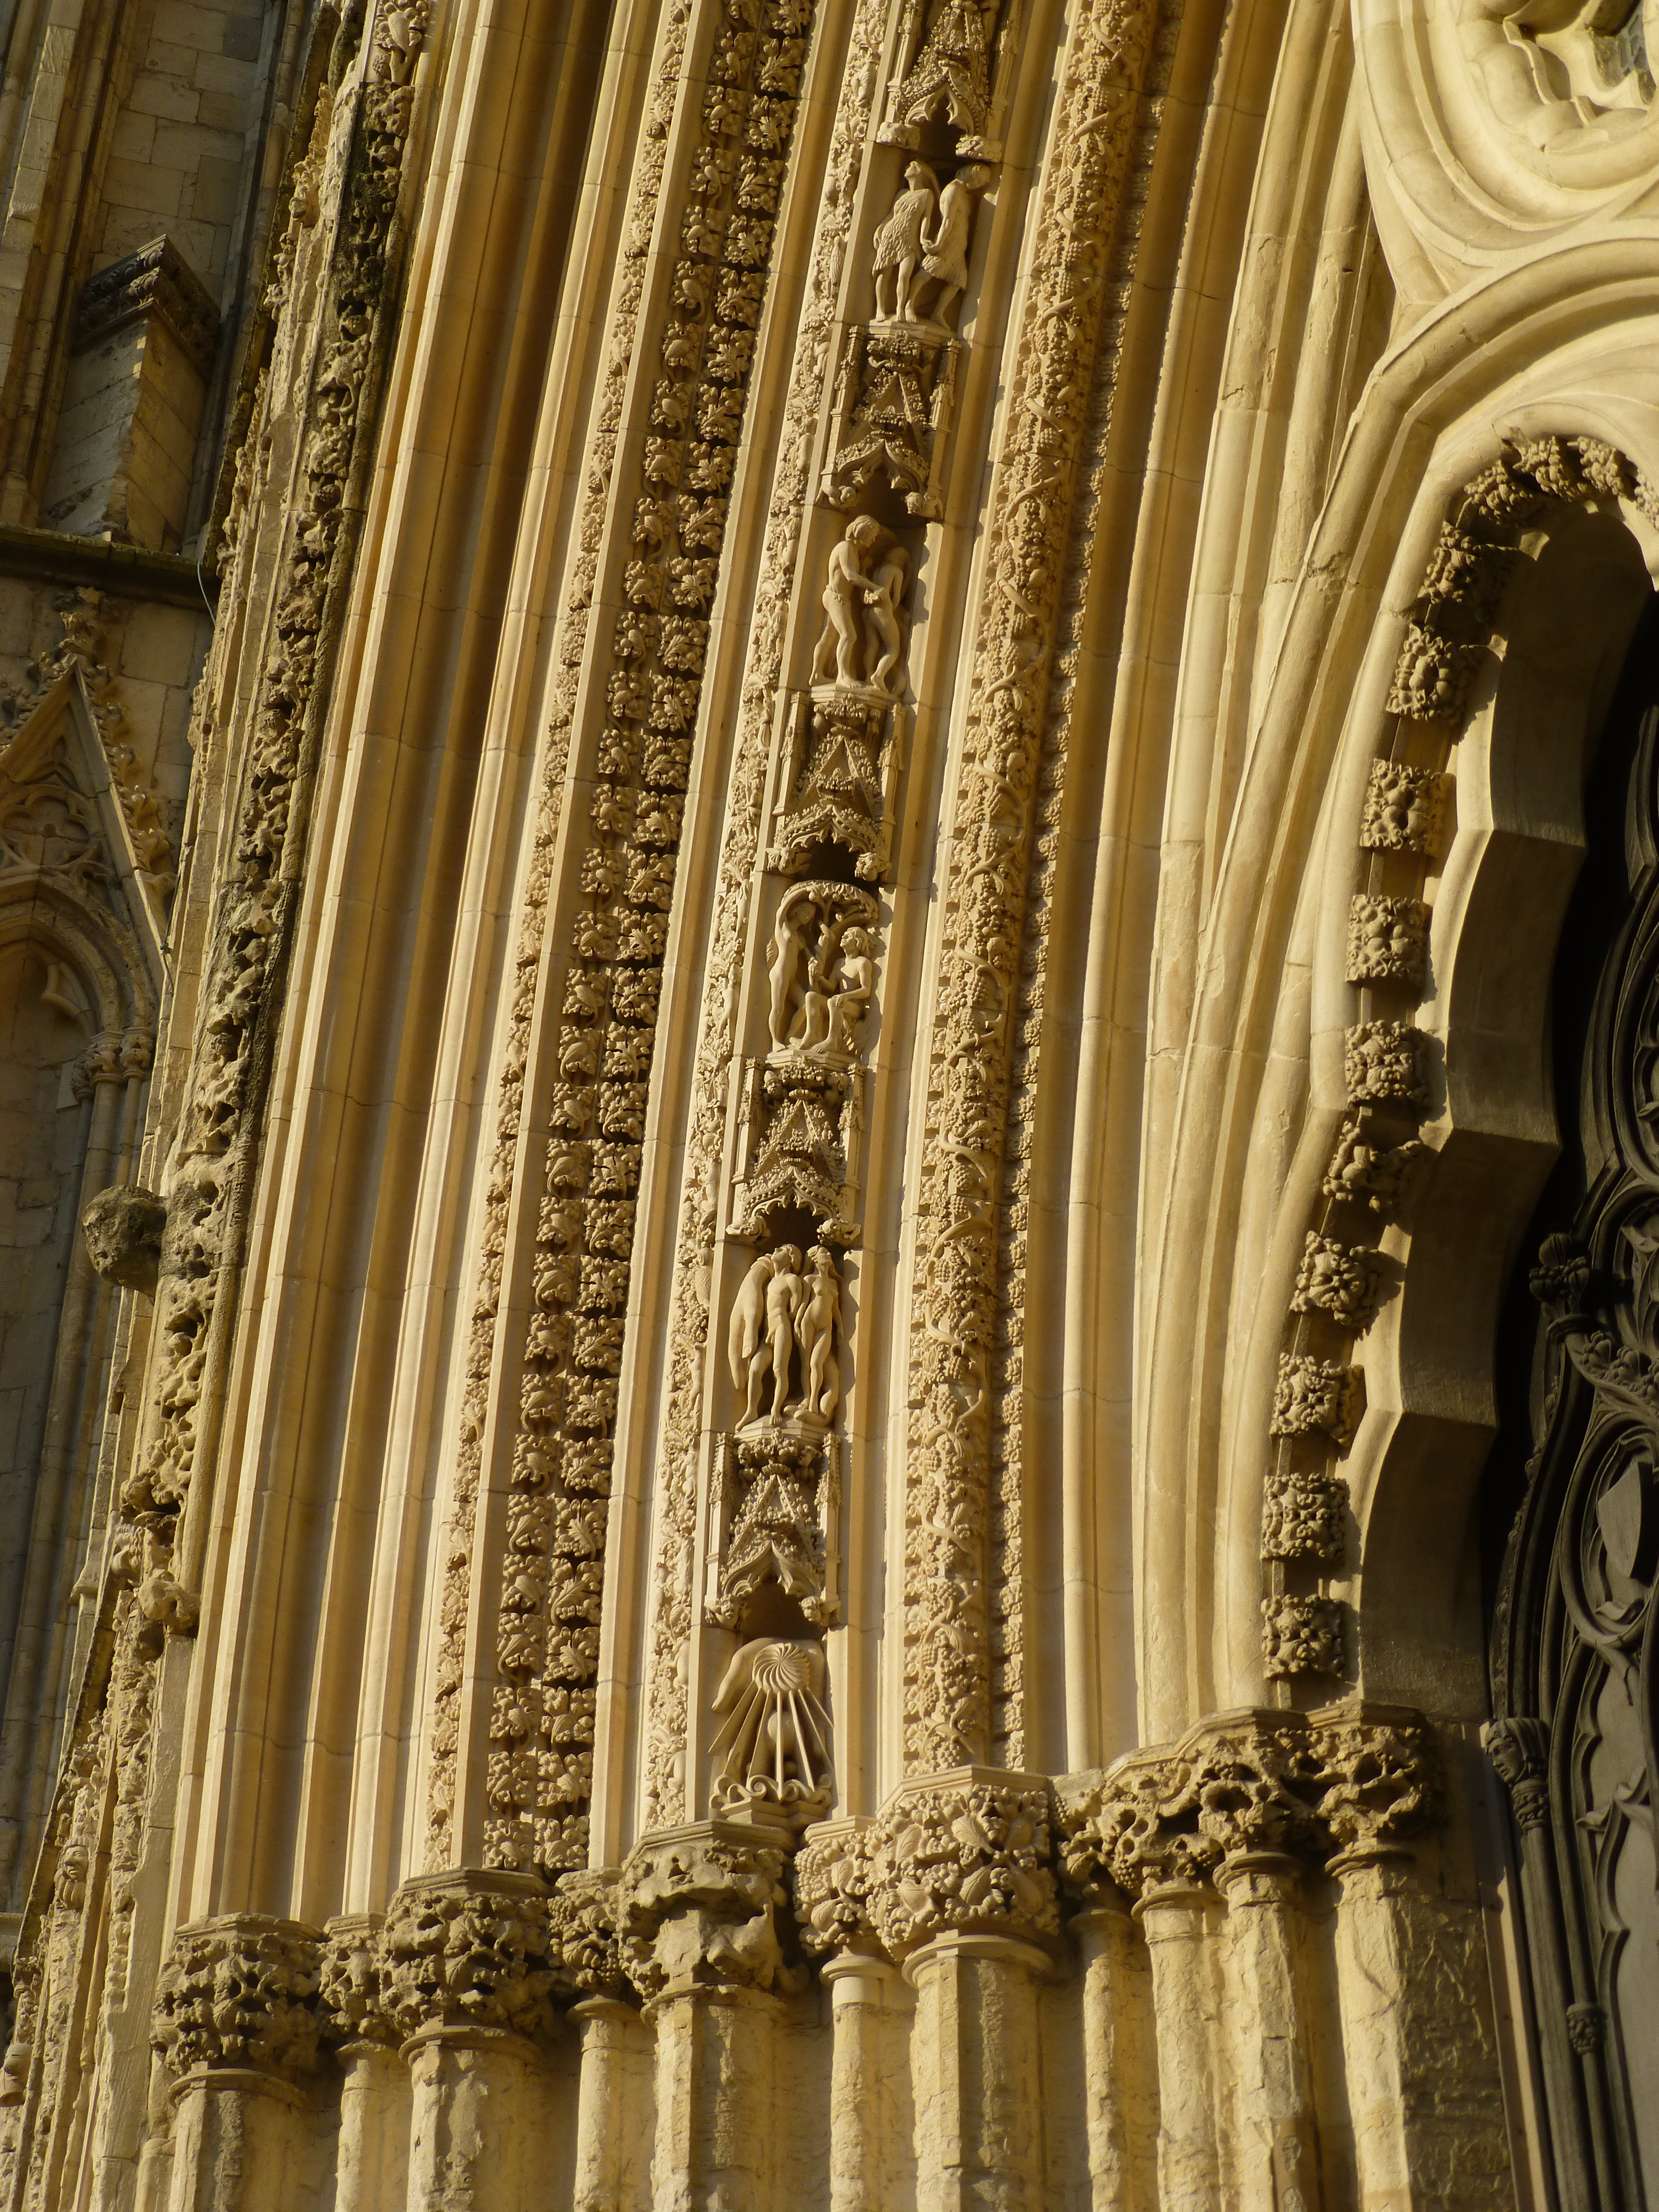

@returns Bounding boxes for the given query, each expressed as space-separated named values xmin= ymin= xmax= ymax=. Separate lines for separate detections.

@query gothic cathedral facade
xmin=0 ymin=0 xmax=1654 ymax=2198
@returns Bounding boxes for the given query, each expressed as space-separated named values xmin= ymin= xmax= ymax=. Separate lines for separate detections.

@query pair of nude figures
xmin=728 ymin=1244 xmax=842 ymax=1428
xmin=765 ymin=890 xmax=874 ymax=1064
xmin=812 ymin=515 xmax=908 ymax=696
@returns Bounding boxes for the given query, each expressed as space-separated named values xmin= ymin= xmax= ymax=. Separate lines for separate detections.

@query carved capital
xmin=865 ymin=1769 xmax=1059 ymax=1958
xmin=318 ymin=1915 xmax=396 ymax=2048
xmin=547 ymin=1868 xmax=627 ymax=2000
xmin=1058 ymin=1752 xmax=1209 ymax=1902
xmin=1483 ymin=1715 xmax=1551 ymax=1833
xmin=381 ymin=1870 xmax=556 ymax=2043
xmin=620 ymin=1821 xmax=798 ymax=2001
xmin=1307 ymin=1702 xmax=1443 ymax=1861
xmin=1060 ymin=1706 xmax=1446 ymax=1895
xmin=794 ymin=1815 xmax=879 ymax=1957
xmin=152 ymin=1915 xmax=323 ymax=2081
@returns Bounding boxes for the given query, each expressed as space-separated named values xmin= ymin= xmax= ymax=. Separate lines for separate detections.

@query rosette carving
xmin=151 ymin=1915 xmax=323 ymax=2080
xmin=381 ymin=1872 xmax=557 ymax=2041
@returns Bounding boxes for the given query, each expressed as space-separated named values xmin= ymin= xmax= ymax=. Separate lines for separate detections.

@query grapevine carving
xmin=901 ymin=0 xmax=1158 ymax=1770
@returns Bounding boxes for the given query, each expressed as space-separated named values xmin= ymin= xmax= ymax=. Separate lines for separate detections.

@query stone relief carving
xmin=81 ymin=1184 xmax=167 ymax=1295
xmin=1262 ymin=437 xmax=1652 ymax=1687
xmin=879 ymin=0 xmax=1003 ymax=155
xmin=707 ymin=1427 xmax=842 ymax=1628
xmin=317 ymin=1914 xmax=397 ymax=2048
xmin=1261 ymin=1593 xmax=1345 ymax=1677
xmin=866 ymin=1772 xmax=1059 ymax=1954
xmin=765 ymin=687 xmax=905 ymax=879
xmin=1482 ymin=1715 xmax=1549 ymax=1832
xmin=709 ymin=1635 xmax=833 ymax=1825
xmin=0 ymin=589 xmax=174 ymax=901
xmin=620 ymin=1826 xmax=801 ymax=1999
xmin=380 ymin=1872 xmax=558 ymax=2039
xmin=1321 ymin=1111 xmax=1423 ymax=1215
xmin=1346 ymin=892 xmax=1429 ymax=986
xmin=728 ymin=1242 xmax=847 ymax=1429
xmin=644 ymin=0 xmax=891 ymax=1832
xmin=152 ymin=1916 xmax=323 ymax=2081
xmin=900 ymin=0 xmax=1160 ymax=1775
xmin=1057 ymin=1707 xmax=1441 ymax=1901
xmin=765 ymin=882 xmax=877 ymax=1064
xmin=1344 ymin=1018 xmax=1428 ymax=1104
xmin=441 ymin=0 xmax=818 ymax=1879
xmin=1359 ymin=759 xmax=1447 ymax=854
xmin=1290 ymin=1233 xmax=1381 ymax=1332
xmin=1262 ymin=1470 xmax=1346 ymax=1564
xmin=1270 ymin=1354 xmax=1359 ymax=1447
xmin=822 ymin=320 xmax=961 ymax=519
xmin=811 ymin=516 xmax=913 ymax=696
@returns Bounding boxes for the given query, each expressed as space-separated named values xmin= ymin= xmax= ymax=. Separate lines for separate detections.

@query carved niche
xmin=1487 ymin=618 xmax=1659 ymax=2212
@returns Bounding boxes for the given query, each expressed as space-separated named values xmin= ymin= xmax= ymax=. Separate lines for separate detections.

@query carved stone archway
xmin=1484 ymin=594 xmax=1659 ymax=2212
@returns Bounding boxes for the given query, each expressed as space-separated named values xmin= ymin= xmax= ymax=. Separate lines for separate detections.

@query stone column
xmin=819 ymin=1954 xmax=911 ymax=2211
xmin=1484 ymin=1717 xmax=1599 ymax=2212
xmin=1213 ymin=1853 xmax=1322 ymax=2212
xmin=1309 ymin=1704 xmax=1464 ymax=2212
xmin=906 ymin=1930 xmax=1050 ymax=2212
xmin=379 ymin=1869 xmax=559 ymax=2212
xmin=1069 ymin=1896 xmax=1156 ymax=2212
xmin=551 ymin=1869 xmax=649 ymax=2212
xmin=620 ymin=1819 xmax=800 ymax=2212
xmin=1134 ymin=1877 xmax=1223 ymax=2212
xmin=862 ymin=1771 xmax=1060 ymax=2212
xmin=150 ymin=1915 xmax=323 ymax=2212
xmin=319 ymin=1915 xmax=409 ymax=2212
xmin=796 ymin=1816 xmax=913 ymax=2212
xmin=569 ymin=1996 xmax=651 ymax=2212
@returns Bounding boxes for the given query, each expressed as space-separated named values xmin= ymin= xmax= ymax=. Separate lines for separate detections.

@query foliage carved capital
xmin=151 ymin=1915 xmax=323 ymax=2081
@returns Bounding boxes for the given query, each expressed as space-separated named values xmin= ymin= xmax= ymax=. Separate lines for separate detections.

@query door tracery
xmin=1489 ymin=605 xmax=1659 ymax=2212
